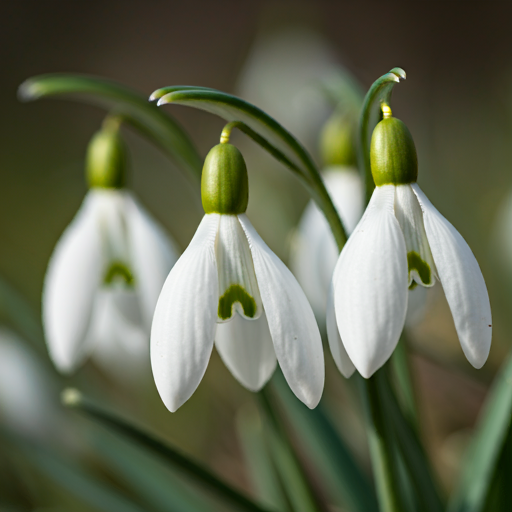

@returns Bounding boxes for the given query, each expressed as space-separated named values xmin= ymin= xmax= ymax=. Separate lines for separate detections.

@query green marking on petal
xmin=218 ymin=284 xmax=256 ymax=320
xmin=104 ymin=261 xmax=135 ymax=286
xmin=407 ymin=251 xmax=432 ymax=286
xmin=409 ymin=281 xmax=418 ymax=290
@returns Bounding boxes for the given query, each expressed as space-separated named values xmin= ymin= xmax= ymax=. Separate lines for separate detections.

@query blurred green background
xmin=2 ymin=0 xmax=512 ymax=508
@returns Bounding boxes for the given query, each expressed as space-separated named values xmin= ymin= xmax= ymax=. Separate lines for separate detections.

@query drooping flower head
xmin=43 ymin=117 xmax=178 ymax=375
xmin=151 ymin=137 xmax=324 ymax=412
xmin=328 ymin=105 xmax=492 ymax=378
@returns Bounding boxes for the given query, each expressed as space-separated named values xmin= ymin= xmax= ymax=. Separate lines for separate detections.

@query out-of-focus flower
xmin=151 ymin=142 xmax=324 ymax=412
xmin=328 ymin=109 xmax=492 ymax=378
xmin=0 ymin=328 xmax=56 ymax=439
xmin=43 ymin=118 xmax=178 ymax=374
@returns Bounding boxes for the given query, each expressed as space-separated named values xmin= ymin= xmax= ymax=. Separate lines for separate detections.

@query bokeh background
xmin=2 ymin=0 xmax=512 ymax=509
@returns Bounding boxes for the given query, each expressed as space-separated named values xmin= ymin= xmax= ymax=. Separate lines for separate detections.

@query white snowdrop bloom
xmin=328 ymin=111 xmax=492 ymax=378
xmin=43 ymin=123 xmax=178 ymax=374
xmin=291 ymin=167 xmax=363 ymax=323
xmin=151 ymin=143 xmax=324 ymax=412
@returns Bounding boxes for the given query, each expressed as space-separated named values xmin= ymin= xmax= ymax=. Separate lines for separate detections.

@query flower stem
xmin=356 ymin=373 xmax=407 ymax=512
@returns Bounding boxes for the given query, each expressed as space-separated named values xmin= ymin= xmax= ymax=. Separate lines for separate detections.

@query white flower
xmin=43 ymin=189 xmax=178 ymax=374
xmin=291 ymin=166 xmax=364 ymax=323
xmin=151 ymin=143 xmax=324 ymax=412
xmin=328 ymin=113 xmax=492 ymax=378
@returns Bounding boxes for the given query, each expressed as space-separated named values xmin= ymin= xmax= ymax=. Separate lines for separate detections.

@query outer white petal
xmin=151 ymin=214 xmax=219 ymax=412
xmin=412 ymin=184 xmax=492 ymax=367
xmin=215 ymin=312 xmax=277 ymax=391
xmin=42 ymin=191 xmax=104 ymax=373
xmin=238 ymin=214 xmax=324 ymax=408
xmin=333 ymin=185 xmax=408 ymax=378
xmin=326 ymin=283 xmax=355 ymax=378
xmin=125 ymin=193 xmax=179 ymax=328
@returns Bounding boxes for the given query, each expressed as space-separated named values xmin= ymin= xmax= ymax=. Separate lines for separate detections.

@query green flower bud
xmin=370 ymin=116 xmax=418 ymax=186
xmin=201 ymin=143 xmax=249 ymax=214
xmin=320 ymin=111 xmax=357 ymax=167
xmin=86 ymin=121 xmax=126 ymax=189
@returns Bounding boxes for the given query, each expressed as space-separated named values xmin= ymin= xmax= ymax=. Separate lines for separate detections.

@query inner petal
xmin=394 ymin=184 xmax=437 ymax=287
xmin=216 ymin=215 xmax=263 ymax=322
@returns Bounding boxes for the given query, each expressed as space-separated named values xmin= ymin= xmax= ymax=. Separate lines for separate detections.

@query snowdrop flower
xmin=151 ymin=141 xmax=324 ymax=412
xmin=291 ymin=109 xmax=364 ymax=324
xmin=43 ymin=119 xmax=178 ymax=374
xmin=328 ymin=106 xmax=492 ymax=378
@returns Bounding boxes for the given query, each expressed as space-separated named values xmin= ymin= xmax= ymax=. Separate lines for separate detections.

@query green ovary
xmin=218 ymin=284 xmax=257 ymax=320
xmin=407 ymin=251 xmax=432 ymax=286
xmin=104 ymin=261 xmax=135 ymax=286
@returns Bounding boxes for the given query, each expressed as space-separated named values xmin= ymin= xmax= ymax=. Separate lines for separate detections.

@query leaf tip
xmin=17 ymin=79 xmax=40 ymax=102
xmin=61 ymin=387 xmax=82 ymax=407
xmin=390 ymin=67 xmax=406 ymax=80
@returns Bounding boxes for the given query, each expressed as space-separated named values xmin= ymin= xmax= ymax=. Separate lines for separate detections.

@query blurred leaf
xmin=236 ymin=405 xmax=291 ymax=512
xmin=0 ymin=276 xmax=44 ymax=350
xmin=152 ymin=86 xmax=348 ymax=249
xmin=449 ymin=354 xmax=512 ymax=512
xmin=18 ymin=74 xmax=202 ymax=181
xmin=62 ymin=389 xmax=275 ymax=512
xmin=379 ymin=368 xmax=444 ymax=512
xmin=91 ymin=428 xmax=214 ymax=512
xmin=358 ymin=67 xmax=406 ymax=202
xmin=271 ymin=371 xmax=378 ymax=512
xmin=259 ymin=389 xmax=327 ymax=512
xmin=8 ymin=434 xmax=147 ymax=512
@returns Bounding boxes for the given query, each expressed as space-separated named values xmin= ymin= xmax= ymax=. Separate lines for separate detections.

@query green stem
xmin=357 ymin=373 xmax=407 ymax=512
xmin=358 ymin=67 xmax=406 ymax=203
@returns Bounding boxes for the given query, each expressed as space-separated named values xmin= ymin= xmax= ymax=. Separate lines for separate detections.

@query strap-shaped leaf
xmin=152 ymin=87 xmax=316 ymax=178
xmin=448 ymin=354 xmax=512 ymax=512
xmin=18 ymin=74 xmax=202 ymax=180
xmin=62 ymin=389 xmax=275 ymax=512
xmin=271 ymin=371 xmax=378 ymax=512
xmin=152 ymin=86 xmax=348 ymax=248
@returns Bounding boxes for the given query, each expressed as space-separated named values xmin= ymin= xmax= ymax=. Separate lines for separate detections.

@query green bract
xmin=201 ymin=143 xmax=249 ymax=214
xmin=370 ymin=117 xmax=417 ymax=186
xmin=86 ymin=125 xmax=126 ymax=189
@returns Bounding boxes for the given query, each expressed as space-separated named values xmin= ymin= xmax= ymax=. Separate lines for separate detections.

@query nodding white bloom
xmin=43 ymin=122 xmax=178 ymax=374
xmin=328 ymin=111 xmax=492 ymax=378
xmin=151 ymin=142 xmax=324 ymax=412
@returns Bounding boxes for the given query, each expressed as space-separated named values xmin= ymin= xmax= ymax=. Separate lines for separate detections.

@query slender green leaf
xmin=271 ymin=371 xmax=378 ymax=512
xmin=152 ymin=86 xmax=348 ymax=249
xmin=62 ymin=389 xmax=275 ymax=512
xmin=358 ymin=67 xmax=406 ymax=202
xmin=0 ymin=277 xmax=44 ymax=350
xmin=236 ymin=405 xmax=291 ymax=512
xmin=91 ymin=427 xmax=214 ymax=512
xmin=379 ymin=367 xmax=445 ymax=512
xmin=8 ymin=433 xmax=146 ymax=512
xmin=18 ymin=74 xmax=202 ymax=180
xmin=449 ymin=354 xmax=512 ymax=512
xmin=258 ymin=389 xmax=327 ymax=512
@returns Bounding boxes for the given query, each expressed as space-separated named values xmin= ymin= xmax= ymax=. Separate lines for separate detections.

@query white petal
xmin=290 ymin=167 xmax=363 ymax=323
xmin=125 ymin=193 xmax=179 ymax=328
xmin=215 ymin=312 xmax=277 ymax=391
xmin=238 ymin=214 xmax=324 ymax=408
xmin=405 ymin=285 xmax=428 ymax=328
xmin=326 ymin=283 xmax=355 ymax=378
xmin=394 ymin=184 xmax=437 ymax=286
xmin=90 ymin=288 xmax=149 ymax=380
xmin=42 ymin=191 xmax=104 ymax=373
xmin=151 ymin=214 xmax=219 ymax=412
xmin=216 ymin=215 xmax=262 ymax=321
xmin=333 ymin=185 xmax=408 ymax=378
xmin=412 ymin=184 xmax=492 ymax=367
